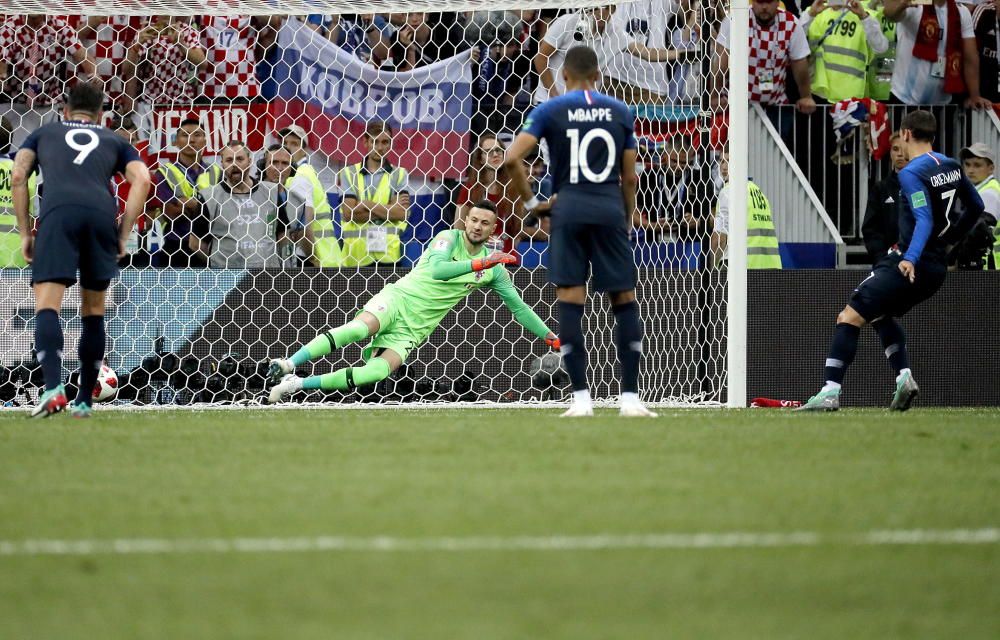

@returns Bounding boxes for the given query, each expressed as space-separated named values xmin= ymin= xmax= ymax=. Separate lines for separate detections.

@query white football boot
xmin=561 ymin=403 xmax=595 ymax=417
xmin=268 ymin=374 xmax=303 ymax=404
xmin=619 ymin=393 xmax=658 ymax=417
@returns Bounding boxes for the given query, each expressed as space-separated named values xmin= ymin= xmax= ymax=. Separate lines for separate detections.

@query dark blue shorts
xmin=548 ymin=221 xmax=637 ymax=292
xmin=849 ymin=253 xmax=946 ymax=321
xmin=32 ymin=206 xmax=119 ymax=291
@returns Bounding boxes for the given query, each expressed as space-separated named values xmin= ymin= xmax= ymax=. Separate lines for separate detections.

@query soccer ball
xmin=93 ymin=364 xmax=119 ymax=403
xmin=529 ymin=352 xmax=569 ymax=391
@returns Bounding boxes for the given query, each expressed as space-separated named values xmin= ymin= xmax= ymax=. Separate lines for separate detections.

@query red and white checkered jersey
xmin=135 ymin=20 xmax=203 ymax=105
xmin=71 ymin=15 xmax=148 ymax=101
xmin=0 ymin=16 xmax=85 ymax=106
xmin=199 ymin=16 xmax=259 ymax=99
xmin=717 ymin=10 xmax=810 ymax=105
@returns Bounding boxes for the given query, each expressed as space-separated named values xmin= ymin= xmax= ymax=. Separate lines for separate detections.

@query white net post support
xmin=727 ymin=0 xmax=749 ymax=409
xmin=0 ymin=1 xmax=736 ymax=409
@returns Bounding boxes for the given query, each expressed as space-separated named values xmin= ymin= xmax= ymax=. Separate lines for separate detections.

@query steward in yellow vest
xmin=960 ymin=143 xmax=1000 ymax=270
xmin=747 ymin=182 xmax=783 ymax=269
xmin=338 ymin=122 xmax=410 ymax=268
xmin=278 ymin=124 xmax=337 ymax=266
xmin=0 ymin=155 xmax=38 ymax=268
xmin=803 ymin=1 xmax=889 ymax=101
xmin=153 ymin=119 xmax=221 ymax=268
xmin=863 ymin=0 xmax=897 ymax=101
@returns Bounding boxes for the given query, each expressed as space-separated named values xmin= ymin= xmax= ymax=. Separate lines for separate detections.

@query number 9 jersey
xmin=521 ymin=89 xmax=636 ymax=226
xmin=20 ymin=119 xmax=140 ymax=220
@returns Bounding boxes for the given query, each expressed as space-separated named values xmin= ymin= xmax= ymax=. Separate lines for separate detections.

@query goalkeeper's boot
xmin=889 ymin=370 xmax=919 ymax=412
xmin=31 ymin=385 xmax=68 ymax=419
xmin=268 ymin=374 xmax=303 ymax=404
xmin=620 ymin=397 xmax=658 ymax=418
xmin=794 ymin=388 xmax=840 ymax=412
xmin=268 ymin=358 xmax=294 ymax=384
xmin=68 ymin=401 xmax=93 ymax=419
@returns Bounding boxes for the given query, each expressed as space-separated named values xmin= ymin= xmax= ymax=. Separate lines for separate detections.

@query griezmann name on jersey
xmin=21 ymin=119 xmax=140 ymax=218
xmin=522 ymin=90 xmax=636 ymax=226
xmin=897 ymin=152 xmax=984 ymax=266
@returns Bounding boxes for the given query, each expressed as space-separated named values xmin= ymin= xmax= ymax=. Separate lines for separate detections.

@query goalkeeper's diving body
xmin=267 ymin=200 xmax=559 ymax=402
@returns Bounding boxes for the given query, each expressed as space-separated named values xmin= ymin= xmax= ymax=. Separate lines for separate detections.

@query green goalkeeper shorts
xmin=359 ymin=290 xmax=425 ymax=363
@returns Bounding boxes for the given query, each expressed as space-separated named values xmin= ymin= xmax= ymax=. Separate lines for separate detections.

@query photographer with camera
xmin=957 ymin=143 xmax=1000 ymax=270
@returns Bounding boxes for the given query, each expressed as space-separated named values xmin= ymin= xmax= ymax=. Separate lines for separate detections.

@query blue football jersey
xmin=898 ymin=152 xmax=984 ymax=265
xmin=522 ymin=90 xmax=636 ymax=225
xmin=21 ymin=119 xmax=140 ymax=218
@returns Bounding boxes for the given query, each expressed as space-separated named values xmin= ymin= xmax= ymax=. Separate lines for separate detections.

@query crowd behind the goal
xmin=1 ymin=0 xmax=998 ymax=272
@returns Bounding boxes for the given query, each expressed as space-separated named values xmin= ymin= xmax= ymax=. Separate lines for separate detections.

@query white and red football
xmin=92 ymin=364 xmax=119 ymax=403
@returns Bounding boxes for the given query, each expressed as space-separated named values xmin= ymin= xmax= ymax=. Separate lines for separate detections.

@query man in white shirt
xmin=533 ymin=6 xmax=695 ymax=104
xmin=883 ymin=0 xmax=992 ymax=107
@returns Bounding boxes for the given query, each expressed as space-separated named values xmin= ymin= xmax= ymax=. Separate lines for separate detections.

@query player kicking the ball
xmin=267 ymin=200 xmax=559 ymax=402
xmin=798 ymin=111 xmax=985 ymax=411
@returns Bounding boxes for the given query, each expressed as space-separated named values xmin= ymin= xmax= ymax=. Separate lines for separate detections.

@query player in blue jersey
xmin=798 ymin=110 xmax=985 ymax=412
xmin=12 ymin=82 xmax=151 ymax=418
xmin=505 ymin=45 xmax=656 ymax=417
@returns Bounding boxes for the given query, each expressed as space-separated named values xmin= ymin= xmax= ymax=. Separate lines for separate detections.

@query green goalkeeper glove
xmin=472 ymin=251 xmax=518 ymax=272
xmin=544 ymin=332 xmax=561 ymax=350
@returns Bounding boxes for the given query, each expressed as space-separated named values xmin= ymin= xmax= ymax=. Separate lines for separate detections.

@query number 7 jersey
xmin=20 ymin=120 xmax=140 ymax=218
xmin=522 ymin=90 xmax=636 ymax=225
xmin=897 ymin=151 xmax=984 ymax=266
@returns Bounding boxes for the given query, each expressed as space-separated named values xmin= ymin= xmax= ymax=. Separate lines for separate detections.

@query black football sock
xmin=34 ymin=309 xmax=64 ymax=392
xmin=872 ymin=318 xmax=909 ymax=375
xmin=75 ymin=316 xmax=106 ymax=407
xmin=612 ymin=301 xmax=642 ymax=395
xmin=823 ymin=323 xmax=861 ymax=386
xmin=557 ymin=301 xmax=588 ymax=392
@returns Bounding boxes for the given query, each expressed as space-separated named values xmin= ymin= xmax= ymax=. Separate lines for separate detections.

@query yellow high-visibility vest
xmin=976 ymin=176 xmax=1000 ymax=270
xmin=340 ymin=163 xmax=407 ymax=267
xmin=0 ymin=157 xmax=38 ymax=268
xmin=864 ymin=1 xmax=896 ymax=101
xmin=287 ymin=162 xmax=339 ymax=266
xmin=808 ymin=9 xmax=871 ymax=102
xmin=747 ymin=182 xmax=782 ymax=270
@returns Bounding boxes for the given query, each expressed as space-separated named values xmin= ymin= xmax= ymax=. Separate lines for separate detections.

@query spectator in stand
xmin=603 ymin=0 xmax=700 ymax=104
xmin=882 ymin=0 xmax=992 ymax=108
xmin=421 ymin=12 xmax=472 ymax=63
xmin=635 ymin=135 xmax=714 ymax=242
xmin=152 ymin=118 xmax=222 ymax=268
xmin=710 ymin=149 xmax=783 ymax=269
xmin=713 ymin=0 xmax=817 ymax=114
xmin=259 ymin=143 xmax=304 ymax=268
xmin=468 ymin=10 xmax=538 ymax=131
xmin=110 ymin=114 xmax=154 ymax=266
xmin=535 ymin=6 xmax=695 ymax=104
xmin=191 ymin=140 xmax=282 ymax=269
xmin=959 ymin=143 xmax=1000 ymax=269
xmin=0 ymin=15 xmax=97 ymax=145
xmin=199 ymin=16 xmax=274 ymax=102
xmin=379 ymin=12 xmax=428 ymax=71
xmin=862 ymin=132 xmax=905 ymax=264
xmin=454 ymin=133 xmax=525 ymax=253
xmin=971 ymin=1 xmax=999 ymax=102
xmin=277 ymin=124 xmax=332 ymax=266
xmin=665 ymin=2 xmax=703 ymax=103
xmin=0 ymin=116 xmax=37 ymax=269
xmin=800 ymin=0 xmax=889 ymax=102
xmin=520 ymin=154 xmax=552 ymax=243
xmin=121 ymin=16 xmax=206 ymax=114
xmin=327 ymin=14 xmax=392 ymax=66
xmin=75 ymin=16 xmax=148 ymax=113
xmin=864 ymin=0 xmax=899 ymax=101
xmin=338 ymin=122 xmax=410 ymax=267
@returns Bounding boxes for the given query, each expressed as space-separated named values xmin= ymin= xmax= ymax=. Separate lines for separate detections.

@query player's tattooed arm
xmin=11 ymin=149 xmax=37 ymax=238
xmin=621 ymin=148 xmax=638 ymax=224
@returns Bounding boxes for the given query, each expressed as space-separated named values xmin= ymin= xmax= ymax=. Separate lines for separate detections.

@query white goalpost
xmin=0 ymin=1 xmax=746 ymax=409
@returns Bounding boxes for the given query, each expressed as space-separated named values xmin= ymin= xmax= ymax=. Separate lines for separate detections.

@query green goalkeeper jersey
xmin=382 ymin=230 xmax=551 ymax=341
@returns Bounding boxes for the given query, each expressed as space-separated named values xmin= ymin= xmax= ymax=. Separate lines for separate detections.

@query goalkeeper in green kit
xmin=267 ymin=201 xmax=560 ymax=403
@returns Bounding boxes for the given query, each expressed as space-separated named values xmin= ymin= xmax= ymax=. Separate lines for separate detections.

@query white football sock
xmin=573 ymin=389 xmax=592 ymax=406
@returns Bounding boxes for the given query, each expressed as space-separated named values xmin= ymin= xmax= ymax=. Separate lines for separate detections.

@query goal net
xmin=0 ymin=1 xmax=742 ymax=408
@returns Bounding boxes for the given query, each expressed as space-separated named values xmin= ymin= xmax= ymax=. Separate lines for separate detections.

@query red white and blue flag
xmin=831 ymin=98 xmax=891 ymax=161
xmin=271 ymin=19 xmax=472 ymax=180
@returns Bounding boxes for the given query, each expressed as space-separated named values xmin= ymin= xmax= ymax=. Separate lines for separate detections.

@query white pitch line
xmin=0 ymin=529 xmax=997 ymax=557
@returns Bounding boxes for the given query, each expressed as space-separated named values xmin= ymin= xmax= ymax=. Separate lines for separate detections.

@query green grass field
xmin=1 ymin=407 xmax=998 ymax=639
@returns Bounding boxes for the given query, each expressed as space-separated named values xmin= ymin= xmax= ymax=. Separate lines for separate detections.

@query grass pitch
xmin=0 ymin=407 xmax=998 ymax=639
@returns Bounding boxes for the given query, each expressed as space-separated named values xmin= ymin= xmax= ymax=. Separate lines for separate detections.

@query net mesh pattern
xmin=0 ymin=3 xmax=731 ymax=407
